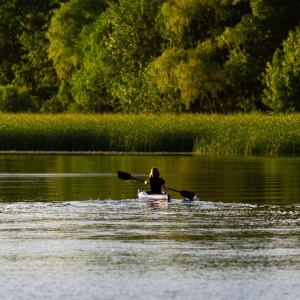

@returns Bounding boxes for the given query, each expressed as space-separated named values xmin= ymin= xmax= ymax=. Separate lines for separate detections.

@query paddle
xmin=117 ymin=171 xmax=196 ymax=200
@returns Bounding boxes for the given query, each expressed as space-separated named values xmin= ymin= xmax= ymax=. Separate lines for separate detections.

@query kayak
xmin=137 ymin=190 xmax=171 ymax=202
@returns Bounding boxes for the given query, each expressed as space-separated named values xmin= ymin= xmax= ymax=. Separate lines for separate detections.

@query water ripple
xmin=1 ymin=200 xmax=300 ymax=299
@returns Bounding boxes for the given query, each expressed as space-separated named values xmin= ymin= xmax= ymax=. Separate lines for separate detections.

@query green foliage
xmin=151 ymin=0 xmax=254 ymax=112
xmin=12 ymin=31 xmax=59 ymax=105
xmin=73 ymin=0 xmax=164 ymax=113
xmin=2 ymin=0 xmax=300 ymax=113
xmin=0 ymin=85 xmax=38 ymax=112
xmin=150 ymin=41 xmax=227 ymax=111
xmin=0 ymin=0 xmax=24 ymax=85
xmin=262 ymin=27 xmax=300 ymax=112
xmin=151 ymin=0 xmax=300 ymax=112
xmin=0 ymin=0 xmax=62 ymax=105
xmin=47 ymin=0 xmax=109 ymax=110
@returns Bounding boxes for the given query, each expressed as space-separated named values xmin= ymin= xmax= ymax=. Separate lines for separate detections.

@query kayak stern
xmin=137 ymin=190 xmax=171 ymax=202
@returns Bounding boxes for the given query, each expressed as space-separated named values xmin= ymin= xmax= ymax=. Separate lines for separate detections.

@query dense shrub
xmin=0 ymin=85 xmax=38 ymax=112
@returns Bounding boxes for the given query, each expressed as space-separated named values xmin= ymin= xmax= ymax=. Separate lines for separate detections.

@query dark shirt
xmin=149 ymin=177 xmax=165 ymax=194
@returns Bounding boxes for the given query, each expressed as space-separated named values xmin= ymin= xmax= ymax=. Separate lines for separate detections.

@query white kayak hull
xmin=137 ymin=190 xmax=171 ymax=202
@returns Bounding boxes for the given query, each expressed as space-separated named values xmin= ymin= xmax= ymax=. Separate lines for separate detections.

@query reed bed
xmin=0 ymin=113 xmax=299 ymax=155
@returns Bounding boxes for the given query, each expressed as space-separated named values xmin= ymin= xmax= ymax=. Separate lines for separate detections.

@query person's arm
xmin=145 ymin=178 xmax=150 ymax=185
xmin=162 ymin=183 xmax=168 ymax=193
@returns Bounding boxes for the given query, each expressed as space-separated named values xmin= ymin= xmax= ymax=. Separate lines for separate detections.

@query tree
xmin=150 ymin=0 xmax=252 ymax=112
xmin=0 ymin=0 xmax=63 ymax=110
xmin=47 ymin=0 xmax=109 ymax=111
xmin=0 ymin=0 xmax=23 ymax=85
xmin=71 ymin=0 xmax=164 ymax=113
xmin=262 ymin=27 xmax=300 ymax=112
xmin=151 ymin=0 xmax=300 ymax=112
xmin=219 ymin=0 xmax=300 ymax=111
xmin=2 ymin=0 xmax=300 ymax=113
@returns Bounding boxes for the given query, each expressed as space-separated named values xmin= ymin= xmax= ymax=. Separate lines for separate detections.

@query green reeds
xmin=193 ymin=114 xmax=300 ymax=156
xmin=0 ymin=113 xmax=299 ymax=155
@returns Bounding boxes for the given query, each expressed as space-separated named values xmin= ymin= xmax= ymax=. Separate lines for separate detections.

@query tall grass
xmin=193 ymin=114 xmax=300 ymax=155
xmin=0 ymin=113 xmax=299 ymax=155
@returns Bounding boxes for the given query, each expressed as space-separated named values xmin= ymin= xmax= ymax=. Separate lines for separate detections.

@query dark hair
xmin=149 ymin=167 xmax=159 ymax=178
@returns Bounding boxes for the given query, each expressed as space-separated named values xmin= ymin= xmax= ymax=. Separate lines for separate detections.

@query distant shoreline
xmin=0 ymin=151 xmax=194 ymax=155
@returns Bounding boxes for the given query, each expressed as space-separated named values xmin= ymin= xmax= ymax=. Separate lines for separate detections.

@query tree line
xmin=1 ymin=0 xmax=300 ymax=113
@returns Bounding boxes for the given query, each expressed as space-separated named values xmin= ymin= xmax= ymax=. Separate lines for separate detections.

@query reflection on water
xmin=0 ymin=154 xmax=300 ymax=299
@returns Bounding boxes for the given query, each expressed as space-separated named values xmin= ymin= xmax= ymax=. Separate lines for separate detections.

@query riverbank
xmin=0 ymin=113 xmax=299 ymax=155
xmin=0 ymin=151 xmax=194 ymax=155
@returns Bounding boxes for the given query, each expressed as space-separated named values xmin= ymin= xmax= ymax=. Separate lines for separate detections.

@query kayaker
xmin=144 ymin=167 xmax=168 ymax=194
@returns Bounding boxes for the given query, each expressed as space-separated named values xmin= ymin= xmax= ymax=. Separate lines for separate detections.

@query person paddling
xmin=144 ymin=167 xmax=168 ymax=194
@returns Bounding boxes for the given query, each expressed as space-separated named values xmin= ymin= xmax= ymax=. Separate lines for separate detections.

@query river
xmin=0 ymin=154 xmax=299 ymax=299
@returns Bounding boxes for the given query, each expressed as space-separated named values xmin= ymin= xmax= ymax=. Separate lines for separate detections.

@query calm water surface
xmin=0 ymin=154 xmax=300 ymax=300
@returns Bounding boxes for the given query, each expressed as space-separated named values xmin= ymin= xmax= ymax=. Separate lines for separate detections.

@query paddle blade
xmin=117 ymin=171 xmax=132 ymax=181
xmin=180 ymin=190 xmax=196 ymax=200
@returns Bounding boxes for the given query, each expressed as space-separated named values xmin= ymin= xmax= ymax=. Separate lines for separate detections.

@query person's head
xmin=149 ymin=167 xmax=160 ymax=178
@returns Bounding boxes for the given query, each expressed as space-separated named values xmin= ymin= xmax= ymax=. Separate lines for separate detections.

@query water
xmin=0 ymin=154 xmax=300 ymax=300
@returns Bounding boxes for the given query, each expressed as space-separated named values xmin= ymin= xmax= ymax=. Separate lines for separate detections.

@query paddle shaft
xmin=168 ymin=187 xmax=181 ymax=193
xmin=131 ymin=176 xmax=144 ymax=183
